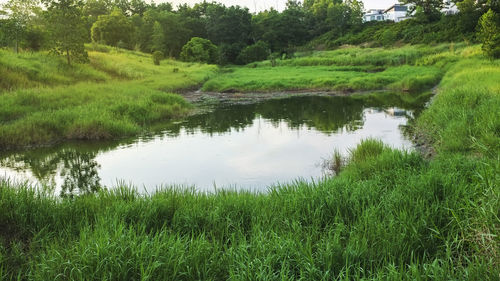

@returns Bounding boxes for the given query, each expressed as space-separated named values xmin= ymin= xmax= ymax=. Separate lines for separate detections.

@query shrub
xmin=216 ymin=43 xmax=245 ymax=65
xmin=180 ymin=37 xmax=218 ymax=64
xmin=237 ymin=41 xmax=270 ymax=65
xmin=152 ymin=51 xmax=163 ymax=65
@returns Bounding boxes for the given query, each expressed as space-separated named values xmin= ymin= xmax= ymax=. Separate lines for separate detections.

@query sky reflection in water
xmin=0 ymin=95 xmax=419 ymax=193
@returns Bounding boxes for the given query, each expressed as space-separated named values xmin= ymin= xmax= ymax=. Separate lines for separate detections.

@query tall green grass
xmin=415 ymin=57 xmax=500 ymax=156
xmin=0 ymin=139 xmax=497 ymax=280
xmin=0 ymin=46 xmax=217 ymax=148
xmin=0 ymin=49 xmax=109 ymax=91
xmin=202 ymin=65 xmax=442 ymax=93
xmin=0 ymin=83 xmax=192 ymax=148
xmin=201 ymin=44 xmax=472 ymax=93
xmin=262 ymin=44 xmax=467 ymax=67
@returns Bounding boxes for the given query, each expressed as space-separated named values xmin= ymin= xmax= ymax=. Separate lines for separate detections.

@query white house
xmin=442 ymin=1 xmax=459 ymax=15
xmin=383 ymin=4 xmax=410 ymax=22
xmin=364 ymin=2 xmax=457 ymax=24
xmin=363 ymin=9 xmax=385 ymax=22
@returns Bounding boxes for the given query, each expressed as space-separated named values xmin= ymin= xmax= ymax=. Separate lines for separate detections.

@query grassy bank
xmin=0 ymin=142 xmax=497 ymax=280
xmin=415 ymin=57 xmax=500 ymax=155
xmin=0 ymin=46 xmax=216 ymax=148
xmin=0 ymin=44 xmax=498 ymax=279
xmin=201 ymin=44 xmax=467 ymax=93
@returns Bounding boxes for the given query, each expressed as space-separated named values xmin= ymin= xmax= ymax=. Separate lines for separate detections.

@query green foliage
xmin=478 ymin=9 xmax=500 ymax=58
xmin=151 ymin=20 xmax=164 ymax=52
xmin=152 ymin=50 xmax=163 ymax=65
xmin=313 ymin=15 xmax=475 ymax=49
xmin=43 ymin=0 xmax=88 ymax=65
xmin=400 ymin=0 xmax=445 ymax=21
xmin=0 ymin=0 xmax=42 ymax=52
xmin=199 ymin=4 xmax=252 ymax=63
xmin=237 ymin=41 xmax=270 ymax=64
xmin=252 ymin=5 xmax=311 ymax=53
xmin=22 ymin=25 xmax=45 ymax=51
xmin=206 ymin=5 xmax=251 ymax=47
xmin=326 ymin=0 xmax=364 ymax=35
xmin=180 ymin=37 xmax=217 ymax=64
xmin=141 ymin=11 xmax=191 ymax=57
xmin=91 ymin=8 xmax=133 ymax=47
xmin=457 ymin=0 xmax=483 ymax=32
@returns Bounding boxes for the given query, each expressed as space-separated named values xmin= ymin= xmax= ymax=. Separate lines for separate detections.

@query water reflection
xmin=0 ymin=94 xmax=425 ymax=193
xmin=0 ymin=148 xmax=102 ymax=196
xmin=60 ymin=151 xmax=101 ymax=198
xmin=164 ymin=96 xmax=366 ymax=136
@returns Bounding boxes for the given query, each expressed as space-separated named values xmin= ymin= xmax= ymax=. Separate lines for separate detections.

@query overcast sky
xmin=0 ymin=0 xmax=397 ymax=12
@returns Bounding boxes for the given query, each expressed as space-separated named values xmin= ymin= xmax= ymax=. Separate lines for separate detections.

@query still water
xmin=0 ymin=95 xmax=423 ymax=194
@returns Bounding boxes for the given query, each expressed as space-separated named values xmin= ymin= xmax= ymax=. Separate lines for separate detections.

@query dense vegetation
xmin=2 ymin=0 xmax=500 ymax=64
xmin=0 ymin=0 xmax=499 ymax=279
xmin=0 ymin=41 xmax=498 ymax=279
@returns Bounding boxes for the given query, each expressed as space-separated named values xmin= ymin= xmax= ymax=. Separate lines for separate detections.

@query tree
xmin=91 ymin=8 xmax=133 ymax=47
xmin=456 ymin=0 xmax=483 ymax=32
xmin=478 ymin=9 xmax=500 ymax=58
xmin=43 ymin=0 xmax=88 ymax=65
xmin=151 ymin=21 xmax=164 ymax=52
xmin=83 ymin=0 xmax=112 ymax=39
xmin=152 ymin=50 xmax=163 ymax=65
xmin=1 ymin=0 xmax=41 ymax=53
xmin=180 ymin=37 xmax=217 ymax=64
xmin=326 ymin=0 xmax=363 ymax=35
xmin=206 ymin=4 xmax=252 ymax=63
xmin=400 ymin=0 xmax=445 ymax=21
xmin=237 ymin=41 xmax=270 ymax=64
xmin=60 ymin=151 xmax=101 ymax=198
xmin=252 ymin=4 xmax=312 ymax=54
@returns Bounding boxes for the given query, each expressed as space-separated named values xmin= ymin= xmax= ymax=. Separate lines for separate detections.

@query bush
xmin=237 ymin=41 xmax=270 ymax=65
xmin=216 ymin=43 xmax=245 ymax=65
xmin=152 ymin=51 xmax=163 ymax=65
xmin=478 ymin=9 xmax=500 ymax=58
xmin=22 ymin=26 xmax=46 ymax=51
xmin=180 ymin=37 xmax=218 ymax=64
xmin=314 ymin=15 xmax=474 ymax=49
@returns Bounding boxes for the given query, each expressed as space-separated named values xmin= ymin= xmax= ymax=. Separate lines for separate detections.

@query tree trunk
xmin=66 ymin=48 xmax=71 ymax=65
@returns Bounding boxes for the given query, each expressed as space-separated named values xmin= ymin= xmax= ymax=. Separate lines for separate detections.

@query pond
xmin=0 ymin=94 xmax=427 ymax=194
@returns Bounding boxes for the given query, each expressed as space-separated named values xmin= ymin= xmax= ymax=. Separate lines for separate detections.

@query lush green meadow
xmin=202 ymin=44 xmax=469 ymax=93
xmin=0 ymin=46 xmax=216 ymax=148
xmin=0 ymin=43 xmax=499 ymax=279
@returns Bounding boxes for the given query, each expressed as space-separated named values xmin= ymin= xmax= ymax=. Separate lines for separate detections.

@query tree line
xmin=1 ymin=0 xmax=499 ymax=65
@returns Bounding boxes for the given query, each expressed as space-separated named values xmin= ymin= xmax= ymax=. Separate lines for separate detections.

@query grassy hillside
xmin=202 ymin=44 xmax=467 ymax=93
xmin=0 ymin=44 xmax=498 ymax=279
xmin=0 ymin=45 xmax=217 ymax=148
